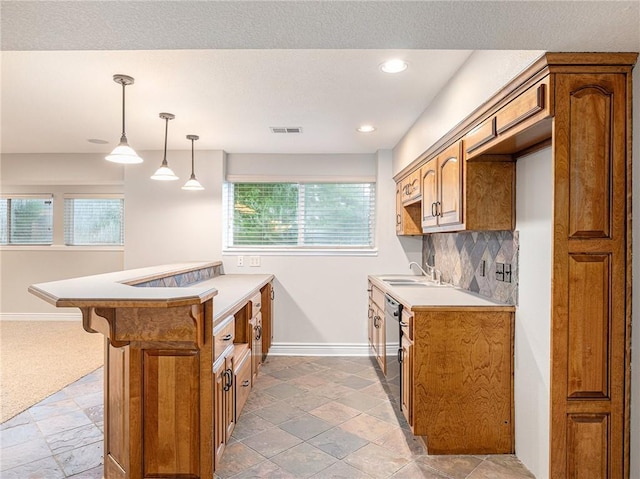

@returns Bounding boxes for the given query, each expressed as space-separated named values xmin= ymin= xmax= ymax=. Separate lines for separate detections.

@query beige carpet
xmin=0 ymin=321 xmax=104 ymax=422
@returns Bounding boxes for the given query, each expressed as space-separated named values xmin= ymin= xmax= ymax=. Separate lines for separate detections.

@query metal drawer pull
xmin=222 ymin=334 xmax=233 ymax=341
xmin=254 ymin=302 xmax=261 ymax=309
xmin=400 ymin=321 xmax=409 ymax=327
xmin=242 ymin=380 xmax=250 ymax=387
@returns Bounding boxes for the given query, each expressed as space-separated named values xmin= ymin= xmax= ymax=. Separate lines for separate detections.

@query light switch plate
xmin=249 ymin=256 xmax=261 ymax=267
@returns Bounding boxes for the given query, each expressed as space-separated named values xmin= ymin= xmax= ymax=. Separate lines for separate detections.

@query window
xmin=64 ymin=196 xmax=124 ymax=246
xmin=0 ymin=195 xmax=53 ymax=245
xmin=224 ymin=182 xmax=375 ymax=250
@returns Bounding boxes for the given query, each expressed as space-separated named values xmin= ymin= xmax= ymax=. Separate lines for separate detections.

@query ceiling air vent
xmin=270 ymin=127 xmax=303 ymax=134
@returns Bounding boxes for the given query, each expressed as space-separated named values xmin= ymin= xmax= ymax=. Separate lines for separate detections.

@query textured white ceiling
xmin=1 ymin=1 xmax=638 ymax=155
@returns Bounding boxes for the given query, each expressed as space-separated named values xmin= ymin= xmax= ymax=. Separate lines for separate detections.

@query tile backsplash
xmin=422 ymin=231 xmax=518 ymax=305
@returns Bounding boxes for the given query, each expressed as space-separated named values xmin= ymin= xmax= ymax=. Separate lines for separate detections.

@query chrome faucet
xmin=408 ymin=261 xmax=429 ymax=277
xmin=410 ymin=261 xmax=443 ymax=284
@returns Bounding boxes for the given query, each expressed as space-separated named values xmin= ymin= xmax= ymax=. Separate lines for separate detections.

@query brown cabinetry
xmin=367 ymin=282 xmax=386 ymax=374
xmin=395 ymin=183 xmax=422 ymax=235
xmin=464 ymin=75 xmax=551 ymax=160
xmin=411 ymin=307 xmax=514 ymax=454
xmin=234 ymin=345 xmax=252 ymax=420
xmin=213 ymin=350 xmax=234 ymax=468
xmin=400 ymin=168 xmax=421 ymax=204
xmin=260 ymin=282 xmax=274 ymax=359
xmin=249 ymin=292 xmax=263 ymax=383
xmin=421 ymin=141 xmax=462 ymax=230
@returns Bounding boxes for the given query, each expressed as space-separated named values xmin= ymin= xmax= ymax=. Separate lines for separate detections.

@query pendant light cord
xmin=162 ymin=117 xmax=169 ymax=166
xmin=121 ymin=82 xmax=126 ymax=139
xmin=191 ymin=138 xmax=195 ymax=174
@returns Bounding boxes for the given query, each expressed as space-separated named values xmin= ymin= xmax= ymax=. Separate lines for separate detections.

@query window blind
xmin=0 ymin=195 xmax=53 ymax=245
xmin=224 ymin=182 xmax=375 ymax=249
xmin=64 ymin=197 xmax=124 ymax=245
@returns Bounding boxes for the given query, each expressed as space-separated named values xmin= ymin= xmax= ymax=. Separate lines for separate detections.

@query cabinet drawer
xmin=213 ymin=315 xmax=235 ymax=362
xmin=496 ymin=77 xmax=549 ymax=135
xmin=400 ymin=309 xmax=413 ymax=340
xmin=464 ymin=117 xmax=496 ymax=155
xmin=234 ymin=346 xmax=252 ymax=419
xmin=250 ymin=292 xmax=262 ymax=317
xmin=400 ymin=169 xmax=421 ymax=204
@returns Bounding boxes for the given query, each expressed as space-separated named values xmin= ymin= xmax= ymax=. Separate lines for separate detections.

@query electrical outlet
xmin=249 ymin=256 xmax=261 ymax=267
xmin=504 ymin=264 xmax=512 ymax=283
xmin=237 ymin=256 xmax=244 ymax=267
xmin=496 ymin=262 xmax=505 ymax=282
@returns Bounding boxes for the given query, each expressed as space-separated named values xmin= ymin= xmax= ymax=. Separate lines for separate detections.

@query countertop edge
xmin=368 ymin=275 xmax=515 ymax=311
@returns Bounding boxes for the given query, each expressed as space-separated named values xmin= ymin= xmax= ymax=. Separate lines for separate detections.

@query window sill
xmin=0 ymin=245 xmax=124 ymax=252
xmin=222 ymin=248 xmax=378 ymax=257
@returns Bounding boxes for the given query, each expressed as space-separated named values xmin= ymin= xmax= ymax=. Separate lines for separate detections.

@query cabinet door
xmin=375 ymin=310 xmax=386 ymax=375
xmin=212 ymin=357 xmax=226 ymax=468
xmin=401 ymin=336 xmax=413 ymax=428
xmin=421 ymin=158 xmax=438 ymax=229
xmin=395 ymin=184 xmax=403 ymax=234
xmin=367 ymin=300 xmax=375 ymax=349
xmin=260 ymin=283 xmax=273 ymax=359
xmin=438 ymin=141 xmax=462 ymax=227
xmin=251 ymin=314 xmax=263 ymax=383
xmin=224 ymin=357 xmax=235 ymax=442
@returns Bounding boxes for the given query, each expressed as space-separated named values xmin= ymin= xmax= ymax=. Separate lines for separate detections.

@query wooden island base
xmin=29 ymin=262 xmax=274 ymax=479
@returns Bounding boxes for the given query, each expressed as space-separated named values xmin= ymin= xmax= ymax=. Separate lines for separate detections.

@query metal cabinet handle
xmin=222 ymin=333 xmax=233 ymax=341
xmin=254 ymin=302 xmax=261 ymax=309
xmin=256 ymin=325 xmax=262 ymax=340
xmin=223 ymin=369 xmax=233 ymax=391
xmin=431 ymin=202 xmax=436 ymax=217
xmin=270 ymin=288 xmax=275 ymax=300
xmin=400 ymin=321 xmax=408 ymax=327
xmin=398 ymin=349 xmax=403 ymax=364
xmin=396 ymin=214 xmax=401 ymax=225
xmin=436 ymin=201 xmax=442 ymax=216
xmin=242 ymin=380 xmax=250 ymax=387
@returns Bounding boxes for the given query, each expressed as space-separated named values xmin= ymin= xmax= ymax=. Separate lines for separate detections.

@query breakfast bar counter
xmin=29 ymin=261 xmax=275 ymax=479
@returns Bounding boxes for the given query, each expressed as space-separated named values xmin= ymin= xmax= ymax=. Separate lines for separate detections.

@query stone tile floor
xmin=0 ymin=356 xmax=536 ymax=478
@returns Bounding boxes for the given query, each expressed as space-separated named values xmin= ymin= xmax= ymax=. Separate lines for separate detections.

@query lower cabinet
xmin=251 ymin=312 xmax=263 ymax=384
xmin=213 ymin=348 xmax=234 ymax=468
xmin=400 ymin=335 xmax=413 ymax=428
xmin=234 ymin=345 xmax=252 ymax=420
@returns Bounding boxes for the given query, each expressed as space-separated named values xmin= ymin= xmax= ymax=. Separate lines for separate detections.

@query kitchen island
xmin=29 ymin=262 xmax=274 ymax=479
xmin=368 ymin=274 xmax=515 ymax=455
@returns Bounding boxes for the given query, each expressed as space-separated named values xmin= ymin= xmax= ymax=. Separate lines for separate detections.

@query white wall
xmin=514 ymin=147 xmax=552 ymax=478
xmin=124 ymin=148 xmax=421 ymax=351
xmin=124 ymin=149 xmax=224 ymax=268
xmin=0 ymin=153 xmax=125 ymax=318
xmin=392 ymin=50 xmax=544 ymax=175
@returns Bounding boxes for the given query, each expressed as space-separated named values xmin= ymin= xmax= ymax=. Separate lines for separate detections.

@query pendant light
xmin=182 ymin=135 xmax=204 ymax=190
xmin=151 ymin=113 xmax=179 ymax=181
xmin=105 ymin=74 xmax=143 ymax=164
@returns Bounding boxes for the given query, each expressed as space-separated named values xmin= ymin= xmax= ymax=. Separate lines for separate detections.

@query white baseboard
xmin=269 ymin=342 xmax=373 ymax=356
xmin=0 ymin=312 xmax=82 ymax=321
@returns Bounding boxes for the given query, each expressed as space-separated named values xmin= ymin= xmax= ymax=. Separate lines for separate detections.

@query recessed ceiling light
xmin=357 ymin=125 xmax=376 ymax=133
xmin=88 ymin=138 xmax=109 ymax=144
xmin=380 ymin=59 xmax=408 ymax=74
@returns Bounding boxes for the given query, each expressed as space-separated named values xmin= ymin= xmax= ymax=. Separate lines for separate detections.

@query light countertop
xmin=368 ymin=275 xmax=515 ymax=311
xmin=29 ymin=262 xmax=272 ymax=311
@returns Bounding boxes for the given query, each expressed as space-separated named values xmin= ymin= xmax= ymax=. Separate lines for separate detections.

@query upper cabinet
xmin=395 ymin=75 xmax=553 ymax=235
xmin=421 ymin=141 xmax=462 ymax=230
xmin=464 ymin=76 xmax=551 ymax=160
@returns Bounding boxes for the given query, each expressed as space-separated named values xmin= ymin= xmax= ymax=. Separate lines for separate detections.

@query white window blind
xmin=64 ymin=196 xmax=124 ymax=246
xmin=0 ymin=195 xmax=53 ymax=245
xmin=224 ymin=182 xmax=375 ymax=249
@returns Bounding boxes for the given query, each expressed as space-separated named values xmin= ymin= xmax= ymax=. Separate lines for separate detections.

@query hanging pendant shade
xmin=182 ymin=135 xmax=204 ymax=190
xmin=105 ymin=74 xmax=143 ymax=164
xmin=151 ymin=113 xmax=179 ymax=181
